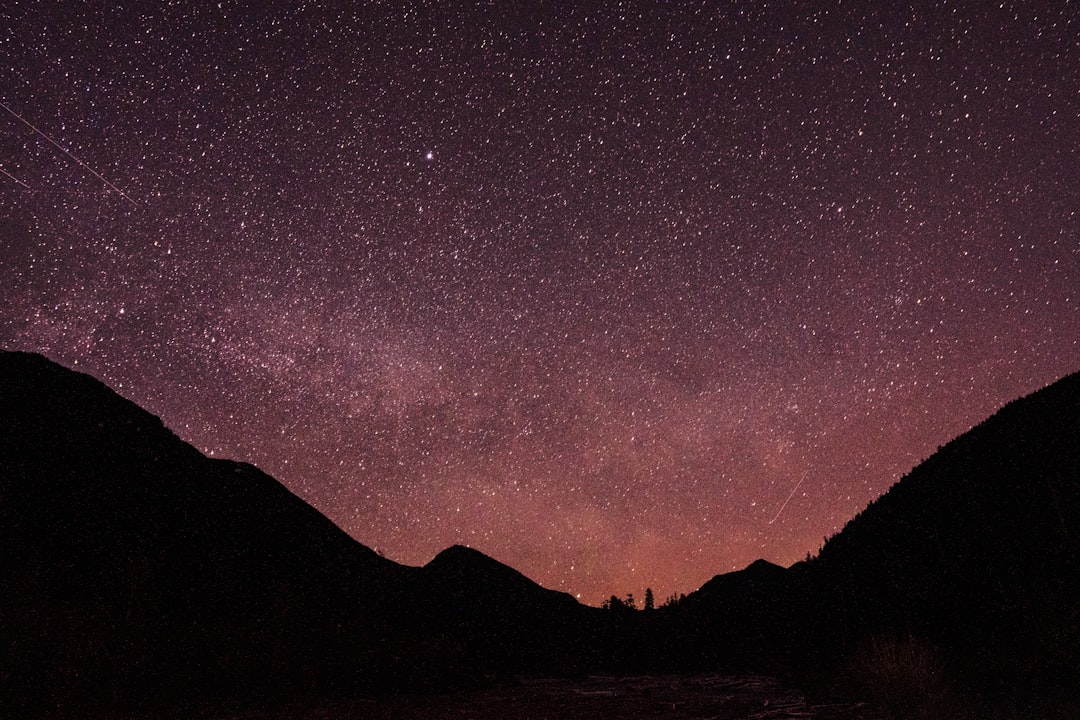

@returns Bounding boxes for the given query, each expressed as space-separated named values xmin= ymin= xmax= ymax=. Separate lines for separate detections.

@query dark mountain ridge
xmin=664 ymin=369 xmax=1080 ymax=714
xmin=424 ymin=543 xmax=573 ymax=604
xmin=802 ymin=370 xmax=1080 ymax=711
xmin=3 ymin=349 xmax=1078 ymax=717
xmin=1 ymin=351 xmax=415 ymax=709
xmin=812 ymin=370 xmax=1080 ymax=635
xmin=688 ymin=558 xmax=788 ymax=604
xmin=0 ymin=351 xmax=586 ymax=714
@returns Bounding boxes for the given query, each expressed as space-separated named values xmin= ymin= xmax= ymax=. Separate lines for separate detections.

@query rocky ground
xmin=237 ymin=674 xmax=884 ymax=720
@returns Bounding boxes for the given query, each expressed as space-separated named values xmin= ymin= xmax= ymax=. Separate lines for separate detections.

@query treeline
xmin=600 ymin=588 xmax=686 ymax=612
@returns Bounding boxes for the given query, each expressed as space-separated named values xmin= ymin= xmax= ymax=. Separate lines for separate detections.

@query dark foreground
xmin=197 ymin=675 xmax=881 ymax=720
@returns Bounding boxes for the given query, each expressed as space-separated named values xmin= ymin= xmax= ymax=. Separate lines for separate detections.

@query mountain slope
xmin=660 ymin=371 xmax=1080 ymax=710
xmin=797 ymin=371 xmax=1080 ymax=711
xmin=813 ymin=371 xmax=1080 ymax=642
xmin=415 ymin=544 xmax=592 ymax=675
xmin=423 ymin=544 xmax=579 ymax=609
xmin=0 ymin=351 xmax=419 ymax=712
xmin=0 ymin=351 xmax=595 ymax=714
xmin=689 ymin=558 xmax=789 ymax=605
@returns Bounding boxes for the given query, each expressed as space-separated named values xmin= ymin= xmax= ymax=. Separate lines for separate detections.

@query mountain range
xmin=2 ymin=350 xmax=1077 ymax=718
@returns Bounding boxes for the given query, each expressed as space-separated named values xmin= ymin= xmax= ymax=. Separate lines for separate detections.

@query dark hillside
xmin=0 ymin=351 xmax=597 ymax=715
xmin=413 ymin=545 xmax=596 ymax=679
xmin=655 ymin=371 xmax=1080 ymax=715
xmin=689 ymin=558 xmax=789 ymax=604
xmin=0 ymin=351 xmax=416 ymax=713
xmin=807 ymin=371 xmax=1080 ymax=712
xmin=676 ymin=559 xmax=797 ymax=669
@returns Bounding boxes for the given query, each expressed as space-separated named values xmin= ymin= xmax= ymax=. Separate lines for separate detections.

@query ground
xmin=221 ymin=675 xmax=883 ymax=720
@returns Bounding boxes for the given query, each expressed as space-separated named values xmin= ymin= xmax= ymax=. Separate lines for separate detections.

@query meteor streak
xmin=1 ymin=101 xmax=138 ymax=207
xmin=0 ymin=165 xmax=30 ymax=188
xmin=769 ymin=471 xmax=807 ymax=525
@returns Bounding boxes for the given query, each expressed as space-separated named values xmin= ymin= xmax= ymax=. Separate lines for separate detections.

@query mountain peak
xmin=421 ymin=544 xmax=579 ymax=610
xmin=687 ymin=557 xmax=789 ymax=605
xmin=431 ymin=543 xmax=484 ymax=562
xmin=424 ymin=544 xmax=521 ymax=578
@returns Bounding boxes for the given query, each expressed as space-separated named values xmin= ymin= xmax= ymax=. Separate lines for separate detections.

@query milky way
xmin=2 ymin=2 xmax=1077 ymax=603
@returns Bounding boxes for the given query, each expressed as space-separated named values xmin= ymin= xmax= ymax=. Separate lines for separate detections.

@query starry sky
xmin=2 ymin=1 xmax=1077 ymax=604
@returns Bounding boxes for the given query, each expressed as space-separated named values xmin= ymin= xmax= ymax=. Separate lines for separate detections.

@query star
xmin=1 ymin=0 xmax=1076 ymax=605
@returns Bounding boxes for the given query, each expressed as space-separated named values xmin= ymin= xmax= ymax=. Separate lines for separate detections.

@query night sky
xmin=2 ymin=1 xmax=1077 ymax=604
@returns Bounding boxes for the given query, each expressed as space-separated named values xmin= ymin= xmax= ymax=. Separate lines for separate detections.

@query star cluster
xmin=2 ymin=1 xmax=1077 ymax=603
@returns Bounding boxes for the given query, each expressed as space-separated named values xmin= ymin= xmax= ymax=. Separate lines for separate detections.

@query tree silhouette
xmin=661 ymin=593 xmax=685 ymax=608
xmin=602 ymin=594 xmax=642 ymax=614
xmin=602 ymin=595 xmax=625 ymax=611
xmin=644 ymin=588 xmax=654 ymax=611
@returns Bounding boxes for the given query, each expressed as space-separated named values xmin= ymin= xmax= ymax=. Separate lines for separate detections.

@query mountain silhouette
xmin=689 ymin=558 xmax=788 ymax=603
xmin=421 ymin=543 xmax=581 ymax=624
xmin=0 ymin=351 xmax=584 ymax=714
xmin=3 ymin=349 xmax=1078 ymax=717
xmin=414 ymin=544 xmax=595 ymax=680
xmin=423 ymin=544 xmax=576 ymax=606
xmin=0 ymin=351 xmax=428 ymax=713
xmin=669 ymin=370 xmax=1080 ymax=713
xmin=804 ymin=370 xmax=1080 ymax=710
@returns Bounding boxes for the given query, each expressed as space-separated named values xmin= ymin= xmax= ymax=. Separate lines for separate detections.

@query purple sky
xmin=2 ymin=1 xmax=1077 ymax=604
